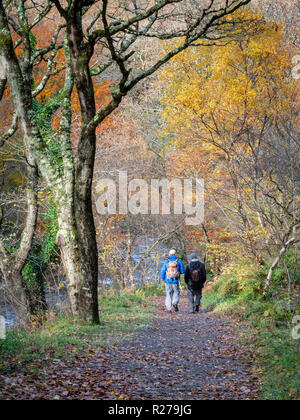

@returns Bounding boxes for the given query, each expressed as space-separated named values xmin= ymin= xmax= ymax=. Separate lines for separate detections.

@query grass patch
xmin=202 ymin=259 xmax=300 ymax=400
xmin=0 ymin=283 xmax=164 ymax=375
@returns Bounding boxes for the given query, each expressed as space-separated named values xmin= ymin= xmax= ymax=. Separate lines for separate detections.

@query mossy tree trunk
xmin=0 ymin=164 xmax=38 ymax=328
xmin=0 ymin=2 xmax=99 ymax=324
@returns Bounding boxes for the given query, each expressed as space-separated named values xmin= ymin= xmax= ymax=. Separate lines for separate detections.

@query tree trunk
xmin=0 ymin=167 xmax=39 ymax=327
xmin=265 ymin=235 xmax=299 ymax=293
xmin=202 ymin=223 xmax=210 ymax=263
xmin=55 ymin=191 xmax=99 ymax=324
xmin=2 ymin=268 xmax=32 ymax=328
xmin=74 ymin=195 xmax=99 ymax=323
xmin=54 ymin=14 xmax=101 ymax=323
xmin=125 ymin=224 xmax=135 ymax=287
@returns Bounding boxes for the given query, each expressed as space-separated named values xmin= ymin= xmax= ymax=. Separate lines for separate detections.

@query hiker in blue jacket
xmin=161 ymin=249 xmax=185 ymax=313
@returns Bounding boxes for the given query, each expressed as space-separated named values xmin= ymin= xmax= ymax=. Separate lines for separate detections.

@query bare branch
xmin=0 ymin=113 xmax=18 ymax=147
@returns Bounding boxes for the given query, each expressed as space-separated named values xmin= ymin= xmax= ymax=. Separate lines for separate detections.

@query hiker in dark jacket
xmin=184 ymin=253 xmax=206 ymax=313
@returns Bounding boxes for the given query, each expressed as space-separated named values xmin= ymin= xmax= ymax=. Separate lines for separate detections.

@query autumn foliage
xmin=159 ymin=7 xmax=299 ymax=272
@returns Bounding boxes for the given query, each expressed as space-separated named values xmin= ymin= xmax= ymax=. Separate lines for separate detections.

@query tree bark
xmin=56 ymin=12 xmax=101 ymax=323
xmin=264 ymin=227 xmax=299 ymax=293
xmin=0 ymin=164 xmax=39 ymax=327
xmin=0 ymin=136 xmax=38 ymax=327
xmin=2 ymin=269 xmax=32 ymax=328
xmin=0 ymin=2 xmax=99 ymax=323
xmin=55 ymin=197 xmax=99 ymax=323
xmin=0 ymin=230 xmax=32 ymax=327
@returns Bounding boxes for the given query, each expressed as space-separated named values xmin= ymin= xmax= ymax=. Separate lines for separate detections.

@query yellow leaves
xmin=159 ymin=6 xmax=296 ymax=157
xmin=58 ymin=282 xmax=65 ymax=290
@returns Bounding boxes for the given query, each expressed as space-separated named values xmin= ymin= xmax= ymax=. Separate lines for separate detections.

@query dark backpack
xmin=189 ymin=262 xmax=202 ymax=284
xmin=191 ymin=269 xmax=200 ymax=283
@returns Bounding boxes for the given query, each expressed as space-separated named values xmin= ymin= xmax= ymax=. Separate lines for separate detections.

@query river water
xmin=0 ymin=241 xmax=167 ymax=329
xmin=0 ymin=283 xmax=70 ymax=329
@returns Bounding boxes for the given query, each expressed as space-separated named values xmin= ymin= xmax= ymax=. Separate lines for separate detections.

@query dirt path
xmin=1 ymin=297 xmax=260 ymax=400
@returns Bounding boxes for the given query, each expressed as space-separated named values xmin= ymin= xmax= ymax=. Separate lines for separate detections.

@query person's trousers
xmin=165 ymin=283 xmax=180 ymax=311
xmin=187 ymin=288 xmax=202 ymax=311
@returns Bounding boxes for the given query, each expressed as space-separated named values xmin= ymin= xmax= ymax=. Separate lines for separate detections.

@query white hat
xmin=169 ymin=249 xmax=176 ymax=256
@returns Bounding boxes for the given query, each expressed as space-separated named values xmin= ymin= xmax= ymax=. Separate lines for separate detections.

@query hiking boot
xmin=195 ymin=305 xmax=200 ymax=312
xmin=173 ymin=304 xmax=179 ymax=312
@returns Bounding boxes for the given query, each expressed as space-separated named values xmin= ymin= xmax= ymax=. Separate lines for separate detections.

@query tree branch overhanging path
xmin=0 ymin=0 xmax=252 ymax=325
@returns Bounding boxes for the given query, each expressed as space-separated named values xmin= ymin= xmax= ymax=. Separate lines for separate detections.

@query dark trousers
xmin=187 ymin=288 xmax=202 ymax=311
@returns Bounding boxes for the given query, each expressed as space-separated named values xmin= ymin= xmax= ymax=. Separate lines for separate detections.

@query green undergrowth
xmin=0 ymin=283 xmax=164 ymax=375
xmin=202 ymin=258 xmax=300 ymax=400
